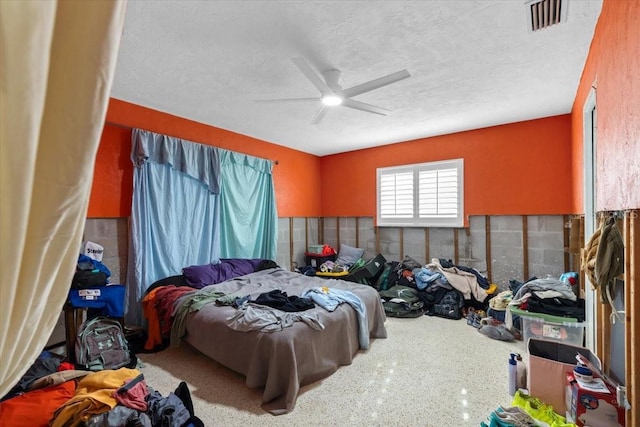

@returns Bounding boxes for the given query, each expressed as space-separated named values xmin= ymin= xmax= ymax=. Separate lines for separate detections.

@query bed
xmin=145 ymin=265 xmax=387 ymax=414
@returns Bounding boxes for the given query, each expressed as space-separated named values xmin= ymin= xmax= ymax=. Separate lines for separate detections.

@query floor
xmin=139 ymin=314 xmax=526 ymax=427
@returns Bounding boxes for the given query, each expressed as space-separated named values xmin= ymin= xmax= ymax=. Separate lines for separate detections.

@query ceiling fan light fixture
xmin=321 ymin=95 xmax=343 ymax=106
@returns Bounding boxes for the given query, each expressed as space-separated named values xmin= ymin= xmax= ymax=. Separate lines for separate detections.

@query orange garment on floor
xmin=142 ymin=285 xmax=196 ymax=350
xmin=49 ymin=367 xmax=140 ymax=427
xmin=0 ymin=380 xmax=76 ymax=427
xmin=142 ymin=287 xmax=162 ymax=350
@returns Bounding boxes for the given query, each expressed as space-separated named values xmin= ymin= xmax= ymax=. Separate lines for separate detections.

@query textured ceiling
xmin=111 ymin=0 xmax=603 ymax=156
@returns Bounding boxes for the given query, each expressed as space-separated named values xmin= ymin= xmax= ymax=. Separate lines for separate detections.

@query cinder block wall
xmin=47 ymin=218 xmax=129 ymax=349
xmin=490 ymin=216 xmax=525 ymax=286
xmin=46 ymin=214 xmax=566 ymax=346
xmin=527 ymin=216 xmax=566 ymax=280
xmin=279 ymin=215 xmax=569 ymax=290
xmin=83 ymin=218 xmax=129 ymax=284
xmin=83 ymin=214 xmax=569 ymax=291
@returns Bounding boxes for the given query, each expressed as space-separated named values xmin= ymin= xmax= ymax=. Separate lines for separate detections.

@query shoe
xmin=496 ymin=405 xmax=532 ymax=416
xmin=496 ymin=406 xmax=539 ymax=425
xmin=487 ymin=407 xmax=538 ymax=427
xmin=512 ymin=390 xmax=544 ymax=411
xmin=480 ymin=316 xmax=500 ymax=326
xmin=478 ymin=323 xmax=516 ymax=341
xmin=480 ymin=406 xmax=535 ymax=427
xmin=512 ymin=390 xmax=569 ymax=426
xmin=466 ymin=308 xmax=482 ymax=328
xmin=536 ymin=405 xmax=572 ymax=427
xmin=467 ymin=313 xmax=482 ymax=328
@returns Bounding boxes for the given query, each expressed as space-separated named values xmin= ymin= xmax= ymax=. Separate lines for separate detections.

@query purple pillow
xmin=183 ymin=258 xmax=264 ymax=288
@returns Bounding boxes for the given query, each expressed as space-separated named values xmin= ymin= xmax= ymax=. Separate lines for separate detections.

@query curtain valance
xmin=219 ymin=149 xmax=273 ymax=175
xmin=131 ymin=129 xmax=221 ymax=194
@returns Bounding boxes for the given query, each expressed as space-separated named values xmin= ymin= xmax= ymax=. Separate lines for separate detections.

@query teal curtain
xmin=219 ymin=150 xmax=277 ymax=260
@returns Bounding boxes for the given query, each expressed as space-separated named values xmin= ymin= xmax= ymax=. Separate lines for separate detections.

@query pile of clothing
xmin=508 ymin=276 xmax=585 ymax=323
xmin=0 ymin=352 xmax=203 ymax=427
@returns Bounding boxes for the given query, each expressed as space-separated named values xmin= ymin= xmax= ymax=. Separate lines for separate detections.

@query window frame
xmin=376 ymin=158 xmax=464 ymax=228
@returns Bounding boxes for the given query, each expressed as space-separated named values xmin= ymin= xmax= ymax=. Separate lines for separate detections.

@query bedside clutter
xmin=304 ymin=244 xmax=337 ymax=269
xmin=312 ymin=254 xmax=387 ymax=287
xmin=302 ymin=244 xmax=387 ymax=289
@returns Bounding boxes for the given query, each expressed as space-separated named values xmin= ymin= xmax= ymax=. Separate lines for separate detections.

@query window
xmin=377 ymin=159 xmax=464 ymax=227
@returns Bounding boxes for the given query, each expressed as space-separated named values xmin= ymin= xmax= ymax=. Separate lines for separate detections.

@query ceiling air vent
xmin=525 ymin=0 xmax=568 ymax=32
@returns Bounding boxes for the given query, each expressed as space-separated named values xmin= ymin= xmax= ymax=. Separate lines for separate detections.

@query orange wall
xmin=87 ymin=125 xmax=133 ymax=217
xmin=87 ymin=98 xmax=322 ymax=217
xmin=91 ymin=102 xmax=574 ymax=219
xmin=89 ymin=1 xmax=639 ymax=220
xmin=320 ymin=115 xmax=574 ymax=218
xmin=571 ymin=0 xmax=640 ymax=212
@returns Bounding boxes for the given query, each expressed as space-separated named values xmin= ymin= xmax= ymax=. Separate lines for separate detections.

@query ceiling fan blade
xmin=340 ymin=69 xmax=410 ymax=99
xmin=291 ymin=57 xmax=332 ymax=96
xmin=255 ymin=97 xmax=319 ymax=103
xmin=341 ymin=98 xmax=389 ymax=116
xmin=311 ymin=105 xmax=329 ymax=125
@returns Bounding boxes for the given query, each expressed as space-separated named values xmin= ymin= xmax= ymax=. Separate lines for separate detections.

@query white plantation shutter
xmin=379 ymin=171 xmax=414 ymax=218
xmin=377 ymin=159 xmax=463 ymax=227
xmin=419 ymin=167 xmax=458 ymax=218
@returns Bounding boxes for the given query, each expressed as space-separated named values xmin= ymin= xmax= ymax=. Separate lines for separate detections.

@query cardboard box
xmin=565 ymin=372 xmax=625 ymax=426
xmin=527 ymin=339 xmax=601 ymax=414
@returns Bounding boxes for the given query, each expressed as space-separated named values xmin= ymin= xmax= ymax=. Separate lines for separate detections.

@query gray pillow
xmin=335 ymin=244 xmax=365 ymax=266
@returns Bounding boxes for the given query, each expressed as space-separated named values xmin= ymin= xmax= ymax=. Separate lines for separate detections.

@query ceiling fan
xmin=256 ymin=57 xmax=410 ymax=125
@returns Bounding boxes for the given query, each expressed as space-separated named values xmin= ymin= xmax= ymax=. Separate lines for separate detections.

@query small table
xmin=64 ymin=284 xmax=125 ymax=362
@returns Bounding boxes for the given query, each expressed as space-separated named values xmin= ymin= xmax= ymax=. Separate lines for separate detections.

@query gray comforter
xmin=181 ymin=267 xmax=387 ymax=414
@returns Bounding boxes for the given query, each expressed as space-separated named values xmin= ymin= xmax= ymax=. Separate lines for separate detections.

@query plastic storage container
xmin=512 ymin=307 xmax=585 ymax=346
xmin=305 ymin=253 xmax=337 ymax=269
xmin=307 ymin=244 xmax=325 ymax=254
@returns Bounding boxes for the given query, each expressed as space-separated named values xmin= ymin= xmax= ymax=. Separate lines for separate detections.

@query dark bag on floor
xmin=379 ymin=285 xmax=425 ymax=318
xmin=426 ymin=289 xmax=464 ymax=320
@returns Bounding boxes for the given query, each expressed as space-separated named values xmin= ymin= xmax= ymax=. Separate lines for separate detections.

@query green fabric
xmin=348 ymin=258 xmax=366 ymax=273
xmin=171 ymin=289 xmax=227 ymax=347
xmin=379 ymin=285 xmax=423 ymax=318
xmin=383 ymin=301 xmax=424 ymax=318
xmin=509 ymin=306 xmax=581 ymax=325
xmin=378 ymin=285 xmax=419 ymax=303
xmin=375 ymin=264 xmax=393 ymax=291
xmin=219 ymin=150 xmax=277 ymax=260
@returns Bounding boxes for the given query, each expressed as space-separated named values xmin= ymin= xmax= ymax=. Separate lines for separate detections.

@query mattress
xmin=178 ymin=267 xmax=387 ymax=414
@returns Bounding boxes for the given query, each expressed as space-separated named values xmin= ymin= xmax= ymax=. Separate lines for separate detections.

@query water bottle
xmin=508 ymin=353 xmax=518 ymax=396
xmin=516 ymin=354 xmax=527 ymax=391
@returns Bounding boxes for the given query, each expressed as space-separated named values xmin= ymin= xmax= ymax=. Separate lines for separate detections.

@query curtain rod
xmin=103 ymin=121 xmax=279 ymax=165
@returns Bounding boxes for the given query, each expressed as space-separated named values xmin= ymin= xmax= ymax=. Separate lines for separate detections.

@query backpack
xmin=375 ymin=263 xmax=394 ymax=291
xmin=426 ymin=289 xmax=464 ymax=320
xmin=75 ymin=316 xmax=132 ymax=371
xmin=379 ymin=285 xmax=425 ymax=318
